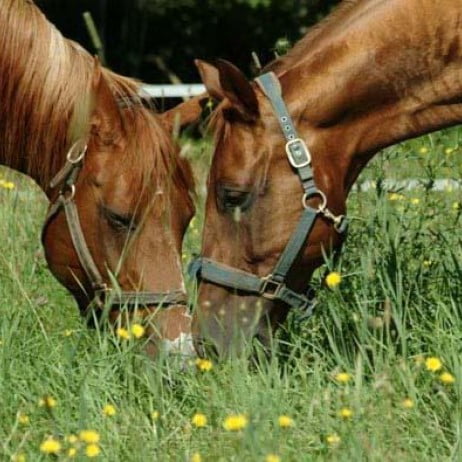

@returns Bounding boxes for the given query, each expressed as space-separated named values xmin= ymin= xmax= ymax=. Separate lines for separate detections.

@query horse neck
xmin=280 ymin=0 xmax=462 ymax=193
xmin=0 ymin=0 xmax=93 ymax=192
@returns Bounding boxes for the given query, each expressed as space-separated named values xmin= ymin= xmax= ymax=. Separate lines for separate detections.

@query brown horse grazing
xmin=1 ymin=0 xmax=195 ymax=356
xmin=190 ymin=0 xmax=462 ymax=356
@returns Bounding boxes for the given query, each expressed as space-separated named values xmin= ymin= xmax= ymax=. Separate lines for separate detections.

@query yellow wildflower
xmin=151 ymin=410 xmax=160 ymax=421
xmin=85 ymin=444 xmax=101 ymax=458
xmin=419 ymin=146 xmax=429 ymax=155
xmin=68 ymin=447 xmax=77 ymax=457
xmin=79 ymin=430 xmax=100 ymax=444
xmin=40 ymin=437 xmax=61 ymax=455
xmin=266 ymin=455 xmax=281 ymax=462
xmin=223 ymin=414 xmax=248 ymax=431
xmin=102 ymin=404 xmax=117 ymax=417
xmin=63 ymin=329 xmax=74 ymax=337
xmin=422 ymin=260 xmax=432 ymax=268
xmin=38 ymin=396 xmax=57 ymax=409
xmin=401 ymin=398 xmax=414 ymax=409
xmin=11 ymin=453 xmax=26 ymax=462
xmin=453 ymin=202 xmax=460 ymax=210
xmin=66 ymin=435 xmax=78 ymax=444
xmin=338 ymin=407 xmax=353 ymax=419
xmin=131 ymin=323 xmax=145 ymax=339
xmin=425 ymin=357 xmax=442 ymax=372
xmin=278 ymin=415 xmax=294 ymax=428
xmin=195 ymin=358 xmax=213 ymax=372
xmin=116 ymin=327 xmax=130 ymax=340
xmin=190 ymin=453 xmax=202 ymax=462
xmin=325 ymin=272 xmax=342 ymax=289
xmin=17 ymin=413 xmax=30 ymax=425
xmin=389 ymin=193 xmax=404 ymax=201
xmin=334 ymin=372 xmax=351 ymax=384
xmin=326 ymin=433 xmax=341 ymax=446
xmin=191 ymin=413 xmax=207 ymax=428
xmin=440 ymin=372 xmax=455 ymax=384
xmin=445 ymin=147 xmax=454 ymax=155
xmin=2 ymin=181 xmax=15 ymax=189
xmin=410 ymin=198 xmax=420 ymax=205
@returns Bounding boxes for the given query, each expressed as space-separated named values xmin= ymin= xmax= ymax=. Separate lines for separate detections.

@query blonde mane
xmin=0 ymin=0 xmax=193 ymax=196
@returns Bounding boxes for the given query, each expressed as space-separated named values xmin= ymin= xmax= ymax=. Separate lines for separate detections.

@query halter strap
xmin=189 ymin=72 xmax=348 ymax=319
xmin=42 ymin=140 xmax=187 ymax=310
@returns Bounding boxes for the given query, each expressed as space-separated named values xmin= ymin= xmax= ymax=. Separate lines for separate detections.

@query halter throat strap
xmin=189 ymin=72 xmax=347 ymax=318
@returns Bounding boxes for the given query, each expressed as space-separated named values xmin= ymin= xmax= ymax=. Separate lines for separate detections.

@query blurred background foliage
xmin=36 ymin=0 xmax=341 ymax=83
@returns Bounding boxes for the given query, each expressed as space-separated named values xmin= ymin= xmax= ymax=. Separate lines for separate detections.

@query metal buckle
xmin=285 ymin=138 xmax=311 ymax=169
xmin=302 ymin=189 xmax=327 ymax=211
xmin=260 ymin=276 xmax=283 ymax=300
xmin=66 ymin=140 xmax=88 ymax=164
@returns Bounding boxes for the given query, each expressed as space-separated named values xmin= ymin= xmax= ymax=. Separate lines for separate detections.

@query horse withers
xmin=190 ymin=0 xmax=462 ymax=357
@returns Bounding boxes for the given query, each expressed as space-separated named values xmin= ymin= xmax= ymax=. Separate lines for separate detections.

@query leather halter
xmin=42 ymin=139 xmax=187 ymax=310
xmin=189 ymin=72 xmax=347 ymax=319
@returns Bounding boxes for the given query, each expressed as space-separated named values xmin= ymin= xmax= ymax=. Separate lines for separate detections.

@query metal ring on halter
xmin=66 ymin=141 xmax=88 ymax=164
xmin=61 ymin=184 xmax=76 ymax=204
xmin=333 ymin=214 xmax=346 ymax=232
xmin=302 ymin=190 xmax=327 ymax=211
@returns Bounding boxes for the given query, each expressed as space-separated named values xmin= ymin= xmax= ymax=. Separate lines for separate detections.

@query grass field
xmin=1 ymin=128 xmax=461 ymax=461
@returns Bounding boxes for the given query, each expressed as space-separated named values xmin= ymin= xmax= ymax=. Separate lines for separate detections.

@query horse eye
xmin=102 ymin=207 xmax=137 ymax=232
xmin=219 ymin=187 xmax=252 ymax=211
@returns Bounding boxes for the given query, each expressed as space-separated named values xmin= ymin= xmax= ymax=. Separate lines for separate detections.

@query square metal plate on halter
xmin=285 ymin=138 xmax=311 ymax=168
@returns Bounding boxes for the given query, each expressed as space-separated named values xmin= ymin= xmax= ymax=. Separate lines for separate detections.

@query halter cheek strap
xmin=189 ymin=72 xmax=348 ymax=319
xmin=42 ymin=139 xmax=187 ymax=310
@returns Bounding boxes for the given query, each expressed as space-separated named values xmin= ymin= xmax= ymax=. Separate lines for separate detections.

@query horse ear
xmin=90 ymin=58 xmax=123 ymax=139
xmin=195 ymin=59 xmax=259 ymax=121
xmin=160 ymin=94 xmax=209 ymax=135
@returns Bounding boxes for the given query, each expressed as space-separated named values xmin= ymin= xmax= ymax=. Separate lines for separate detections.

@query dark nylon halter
xmin=189 ymin=72 xmax=348 ymax=319
xmin=42 ymin=139 xmax=187 ymax=310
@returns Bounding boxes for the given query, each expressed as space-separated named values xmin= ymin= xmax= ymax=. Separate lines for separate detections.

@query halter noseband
xmin=189 ymin=72 xmax=348 ymax=319
xmin=42 ymin=139 xmax=187 ymax=310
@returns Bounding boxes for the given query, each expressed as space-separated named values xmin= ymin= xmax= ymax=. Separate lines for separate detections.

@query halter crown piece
xmin=42 ymin=138 xmax=187 ymax=310
xmin=189 ymin=72 xmax=348 ymax=320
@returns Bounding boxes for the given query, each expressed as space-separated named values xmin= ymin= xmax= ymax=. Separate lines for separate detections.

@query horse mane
xmin=263 ymin=0 xmax=370 ymax=74
xmin=0 ymin=0 xmax=193 ymax=197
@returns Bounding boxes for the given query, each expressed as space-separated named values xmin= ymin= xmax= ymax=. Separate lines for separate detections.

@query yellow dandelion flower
xmin=66 ymin=435 xmax=78 ymax=444
xmin=410 ymin=198 xmax=420 ymax=205
xmin=422 ymin=260 xmax=432 ymax=268
xmin=38 ymin=396 xmax=57 ymax=409
xmin=401 ymin=398 xmax=414 ymax=409
xmin=190 ymin=453 xmax=202 ymax=462
xmin=445 ymin=147 xmax=454 ymax=155
xmin=102 ymin=404 xmax=117 ymax=417
xmin=334 ymin=372 xmax=351 ymax=384
xmin=17 ymin=413 xmax=30 ymax=425
xmin=325 ymin=272 xmax=342 ymax=289
xmin=440 ymin=372 xmax=455 ymax=384
xmin=116 ymin=327 xmax=130 ymax=340
xmin=419 ymin=146 xmax=429 ymax=155
xmin=453 ymin=202 xmax=460 ymax=210
xmin=326 ymin=433 xmax=341 ymax=446
xmin=40 ymin=437 xmax=61 ymax=455
xmin=195 ymin=358 xmax=213 ymax=372
xmin=223 ymin=414 xmax=248 ymax=431
xmin=266 ymin=454 xmax=281 ymax=462
xmin=338 ymin=407 xmax=353 ymax=419
xmin=151 ymin=410 xmax=160 ymax=421
xmin=79 ymin=430 xmax=100 ymax=444
xmin=3 ymin=181 xmax=15 ymax=190
xmin=11 ymin=453 xmax=26 ymax=462
xmin=425 ymin=357 xmax=442 ymax=372
xmin=277 ymin=415 xmax=294 ymax=428
xmin=191 ymin=413 xmax=207 ymax=428
xmin=63 ymin=329 xmax=74 ymax=337
xmin=85 ymin=444 xmax=101 ymax=458
xmin=130 ymin=323 xmax=145 ymax=339
xmin=389 ymin=193 xmax=404 ymax=201
xmin=68 ymin=447 xmax=77 ymax=458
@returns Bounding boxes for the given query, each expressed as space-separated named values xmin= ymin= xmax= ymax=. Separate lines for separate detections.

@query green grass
xmin=1 ymin=128 xmax=461 ymax=461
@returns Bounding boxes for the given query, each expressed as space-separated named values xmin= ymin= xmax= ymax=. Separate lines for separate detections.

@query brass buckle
xmin=285 ymin=138 xmax=311 ymax=168
xmin=261 ymin=276 xmax=283 ymax=300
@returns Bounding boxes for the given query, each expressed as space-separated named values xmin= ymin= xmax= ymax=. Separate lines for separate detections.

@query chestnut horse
xmin=1 ymin=0 xmax=195 ymax=356
xmin=190 ymin=0 xmax=462 ymax=356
